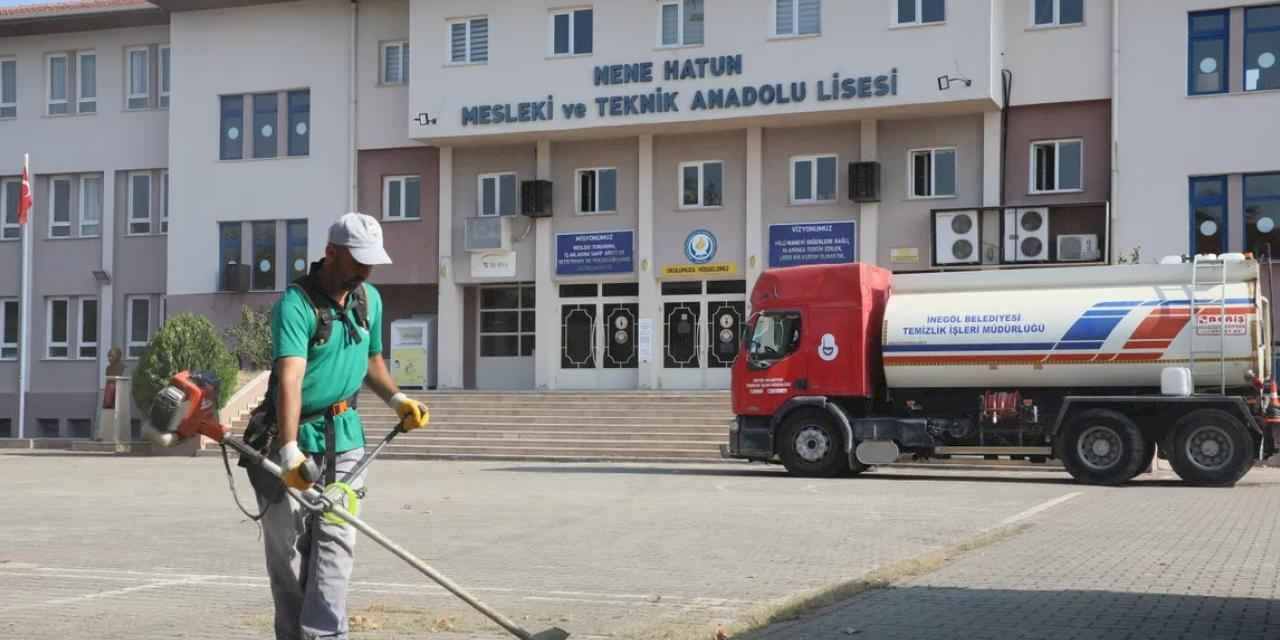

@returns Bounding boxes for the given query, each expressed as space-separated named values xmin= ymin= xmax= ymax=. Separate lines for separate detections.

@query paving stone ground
xmin=1 ymin=453 xmax=1277 ymax=639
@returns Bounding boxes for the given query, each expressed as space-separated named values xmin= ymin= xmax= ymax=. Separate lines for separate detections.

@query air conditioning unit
xmin=1057 ymin=233 xmax=1101 ymax=262
xmin=521 ymin=179 xmax=553 ymax=217
xmin=465 ymin=216 xmax=512 ymax=252
xmin=848 ymin=161 xmax=881 ymax=202
xmin=1003 ymin=207 xmax=1050 ymax=262
xmin=934 ymin=210 xmax=981 ymax=266
xmin=221 ymin=263 xmax=250 ymax=293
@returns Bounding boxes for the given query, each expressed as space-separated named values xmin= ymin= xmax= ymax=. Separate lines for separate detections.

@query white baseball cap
xmin=329 ymin=212 xmax=393 ymax=265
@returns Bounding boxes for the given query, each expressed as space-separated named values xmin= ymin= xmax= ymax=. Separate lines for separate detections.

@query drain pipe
xmin=999 ymin=68 xmax=1012 ymax=208
xmin=349 ymin=0 xmax=359 ymax=213
xmin=1110 ymin=0 xmax=1120 ymax=264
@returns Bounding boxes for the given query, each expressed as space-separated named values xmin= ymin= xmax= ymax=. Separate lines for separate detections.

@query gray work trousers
xmin=251 ymin=447 xmax=367 ymax=640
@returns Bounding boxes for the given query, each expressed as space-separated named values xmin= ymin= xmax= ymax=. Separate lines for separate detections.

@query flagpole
xmin=17 ymin=153 xmax=32 ymax=440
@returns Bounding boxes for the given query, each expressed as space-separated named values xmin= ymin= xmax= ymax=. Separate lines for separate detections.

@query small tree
xmin=132 ymin=313 xmax=239 ymax=411
xmin=226 ymin=305 xmax=273 ymax=371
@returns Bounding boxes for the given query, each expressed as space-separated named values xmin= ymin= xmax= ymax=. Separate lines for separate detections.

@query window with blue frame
xmin=1246 ymin=5 xmax=1280 ymax=92
xmin=288 ymin=89 xmax=310 ymax=157
xmin=218 ymin=222 xmax=241 ymax=291
xmin=1190 ymin=176 xmax=1228 ymax=255
xmin=287 ymin=219 xmax=308 ymax=279
xmin=220 ymin=95 xmax=243 ymax=160
xmin=1245 ymin=173 xmax=1280 ymax=258
xmin=1189 ymin=9 xmax=1229 ymax=95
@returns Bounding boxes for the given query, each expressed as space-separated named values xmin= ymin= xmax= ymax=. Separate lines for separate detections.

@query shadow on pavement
xmin=736 ymin=586 xmax=1280 ymax=640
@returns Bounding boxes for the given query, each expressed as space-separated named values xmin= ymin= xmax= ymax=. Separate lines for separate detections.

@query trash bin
xmin=390 ymin=317 xmax=436 ymax=390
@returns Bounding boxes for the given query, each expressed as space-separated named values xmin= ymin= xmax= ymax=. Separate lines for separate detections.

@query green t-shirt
xmin=269 ymin=282 xmax=383 ymax=454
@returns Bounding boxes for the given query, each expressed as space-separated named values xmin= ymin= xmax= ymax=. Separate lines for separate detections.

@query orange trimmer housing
xmin=171 ymin=371 xmax=232 ymax=443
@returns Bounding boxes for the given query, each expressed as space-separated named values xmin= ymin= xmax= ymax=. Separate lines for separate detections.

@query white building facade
xmin=1 ymin=0 xmax=1278 ymax=434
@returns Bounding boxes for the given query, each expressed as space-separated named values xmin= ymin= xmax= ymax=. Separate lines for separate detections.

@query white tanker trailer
xmin=727 ymin=254 xmax=1279 ymax=485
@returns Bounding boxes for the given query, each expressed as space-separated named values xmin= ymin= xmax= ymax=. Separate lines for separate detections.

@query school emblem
xmin=685 ymin=229 xmax=717 ymax=264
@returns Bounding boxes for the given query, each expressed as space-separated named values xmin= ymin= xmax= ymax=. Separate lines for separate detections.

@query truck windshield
xmin=747 ymin=311 xmax=801 ymax=365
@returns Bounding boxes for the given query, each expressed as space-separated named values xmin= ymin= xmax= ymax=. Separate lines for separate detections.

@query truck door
xmin=736 ymin=310 xmax=807 ymax=415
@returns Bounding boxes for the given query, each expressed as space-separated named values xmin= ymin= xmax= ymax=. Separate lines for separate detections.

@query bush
xmin=132 ymin=313 xmax=240 ymax=411
xmin=226 ymin=305 xmax=273 ymax=371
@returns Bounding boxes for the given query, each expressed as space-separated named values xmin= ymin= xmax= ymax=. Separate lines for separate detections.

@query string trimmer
xmin=146 ymin=370 xmax=570 ymax=640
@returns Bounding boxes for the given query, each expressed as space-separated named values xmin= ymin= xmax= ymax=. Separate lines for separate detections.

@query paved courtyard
xmin=1 ymin=453 xmax=1278 ymax=639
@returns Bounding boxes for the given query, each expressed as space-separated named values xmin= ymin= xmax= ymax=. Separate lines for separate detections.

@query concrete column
xmin=983 ymin=111 xmax=1003 ymax=208
xmin=99 ymin=170 xmax=115 ymax=387
xmin=534 ymin=139 xmax=556 ymax=390
xmin=859 ymin=120 xmax=879 ymax=266
xmin=745 ymin=127 xmax=763 ymax=300
xmin=637 ymin=134 xmax=658 ymax=390
xmin=436 ymin=146 xmax=465 ymax=389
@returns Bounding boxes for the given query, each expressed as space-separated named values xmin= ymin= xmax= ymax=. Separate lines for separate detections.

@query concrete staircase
xmin=221 ymin=390 xmax=733 ymax=463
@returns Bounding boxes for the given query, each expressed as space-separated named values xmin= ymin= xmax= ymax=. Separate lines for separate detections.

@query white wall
xmin=409 ymin=0 xmax=999 ymax=144
xmin=1114 ymin=0 xmax=1280 ymax=261
xmin=167 ymin=0 xmax=354 ymax=296
xmin=358 ymin=0 xmax=420 ymax=151
xmin=1003 ymin=0 xmax=1113 ymax=106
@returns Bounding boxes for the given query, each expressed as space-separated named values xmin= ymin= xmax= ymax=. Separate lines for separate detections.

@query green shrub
xmin=132 ymin=313 xmax=239 ymax=411
xmin=226 ymin=305 xmax=273 ymax=371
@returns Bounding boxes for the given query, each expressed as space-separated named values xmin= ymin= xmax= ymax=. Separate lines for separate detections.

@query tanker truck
xmin=724 ymin=254 xmax=1280 ymax=485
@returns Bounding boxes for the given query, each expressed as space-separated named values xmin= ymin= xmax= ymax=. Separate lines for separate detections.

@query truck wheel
xmin=1059 ymin=409 xmax=1145 ymax=485
xmin=779 ymin=409 xmax=847 ymax=477
xmin=1130 ymin=437 xmax=1156 ymax=480
xmin=1168 ymin=409 xmax=1256 ymax=486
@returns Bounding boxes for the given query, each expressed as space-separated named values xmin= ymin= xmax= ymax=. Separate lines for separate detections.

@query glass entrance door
xmin=557 ymin=282 xmax=639 ymax=389
xmin=660 ymin=280 xmax=746 ymax=389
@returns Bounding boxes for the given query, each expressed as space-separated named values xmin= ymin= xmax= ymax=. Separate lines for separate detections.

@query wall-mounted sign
xmin=685 ymin=229 xmax=718 ymax=264
xmin=890 ymin=248 xmax=920 ymax=264
xmin=471 ymin=251 xmax=516 ymax=278
xmin=661 ymin=263 xmax=737 ymax=278
xmin=556 ymin=230 xmax=634 ymax=275
xmin=459 ymin=53 xmax=900 ymax=127
xmin=767 ymin=221 xmax=855 ymax=268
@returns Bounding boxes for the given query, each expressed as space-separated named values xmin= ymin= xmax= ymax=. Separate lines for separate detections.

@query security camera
xmin=937 ymin=75 xmax=973 ymax=91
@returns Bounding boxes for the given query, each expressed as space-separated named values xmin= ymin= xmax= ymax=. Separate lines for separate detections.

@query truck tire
xmin=1058 ymin=409 xmax=1145 ymax=485
xmin=779 ymin=408 xmax=847 ymax=477
xmin=1130 ymin=438 xmax=1157 ymax=480
xmin=1168 ymin=409 xmax=1256 ymax=486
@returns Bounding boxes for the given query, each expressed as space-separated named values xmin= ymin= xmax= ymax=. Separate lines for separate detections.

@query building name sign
xmin=460 ymin=54 xmax=899 ymax=127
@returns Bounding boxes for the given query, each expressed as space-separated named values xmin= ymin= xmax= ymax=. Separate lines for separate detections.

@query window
xmin=791 ymin=155 xmax=838 ymax=203
xmin=1245 ymin=173 xmax=1280 ymax=257
xmin=382 ymin=40 xmax=410 ymax=84
xmin=79 ymin=297 xmax=97 ymax=359
xmin=159 ymin=45 xmax=170 ymax=108
xmin=252 ymin=221 xmax=276 ymax=291
xmin=680 ymin=161 xmax=723 ymax=208
xmin=80 ymin=176 xmax=100 ymax=237
xmin=38 ymin=419 xmax=59 ymax=438
xmin=128 ymin=172 xmax=152 ymax=234
xmin=0 ymin=418 xmax=10 ymax=438
xmin=478 ymin=172 xmax=517 ymax=217
xmin=288 ymin=89 xmax=310 ymax=157
xmin=47 ymin=53 xmax=69 ymax=115
xmin=68 ymin=419 xmax=91 ymax=438
xmin=1190 ymin=175 xmax=1228 ymax=255
xmin=160 ymin=170 xmax=169 ymax=233
xmin=1 ymin=58 xmax=15 ymax=118
xmin=287 ymin=220 xmax=308 ymax=279
xmin=49 ymin=177 xmax=72 ymax=238
xmin=896 ymin=0 xmax=945 ymax=26
xmin=908 ymin=148 xmax=956 ymax=198
xmin=659 ymin=0 xmax=704 ymax=47
xmin=1189 ymin=10 xmax=1229 ymax=95
xmin=1033 ymin=0 xmax=1082 ymax=27
xmin=46 ymin=298 xmax=69 ymax=359
xmin=219 ymin=221 xmax=242 ymax=273
xmin=1 ymin=299 xmax=18 ymax=360
xmin=577 ymin=167 xmax=617 ymax=214
xmin=2 ymin=179 xmax=19 ymax=240
xmin=1246 ymin=5 xmax=1280 ymax=92
xmin=127 ymin=46 xmax=149 ymax=110
xmin=551 ymin=8 xmax=593 ymax=56
xmin=220 ymin=96 xmax=243 ymax=160
xmin=383 ymin=175 xmax=422 ymax=220
xmin=774 ymin=0 xmax=820 ymax=36
xmin=480 ymin=284 xmax=535 ymax=357
xmin=746 ymin=311 xmax=802 ymax=366
xmin=449 ymin=16 xmax=490 ymax=64
xmin=78 ymin=52 xmax=96 ymax=113
xmin=253 ymin=93 xmax=277 ymax=159
xmin=127 ymin=296 xmax=152 ymax=359
xmin=1030 ymin=139 xmax=1083 ymax=193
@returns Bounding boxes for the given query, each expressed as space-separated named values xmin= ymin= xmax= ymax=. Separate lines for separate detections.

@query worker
xmin=248 ymin=211 xmax=430 ymax=640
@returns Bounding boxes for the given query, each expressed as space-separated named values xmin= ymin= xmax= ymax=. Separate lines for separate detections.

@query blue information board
xmin=556 ymin=230 xmax=635 ymax=275
xmin=768 ymin=221 xmax=856 ymax=268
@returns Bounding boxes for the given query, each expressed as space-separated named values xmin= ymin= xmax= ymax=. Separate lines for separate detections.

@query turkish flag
xmin=18 ymin=159 xmax=32 ymax=225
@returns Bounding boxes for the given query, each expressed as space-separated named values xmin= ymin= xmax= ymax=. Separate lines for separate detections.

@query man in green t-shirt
xmin=255 ymin=212 xmax=429 ymax=640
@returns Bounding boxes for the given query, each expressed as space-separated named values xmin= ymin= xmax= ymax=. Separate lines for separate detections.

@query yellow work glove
xmin=389 ymin=392 xmax=430 ymax=431
xmin=278 ymin=441 xmax=314 ymax=491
